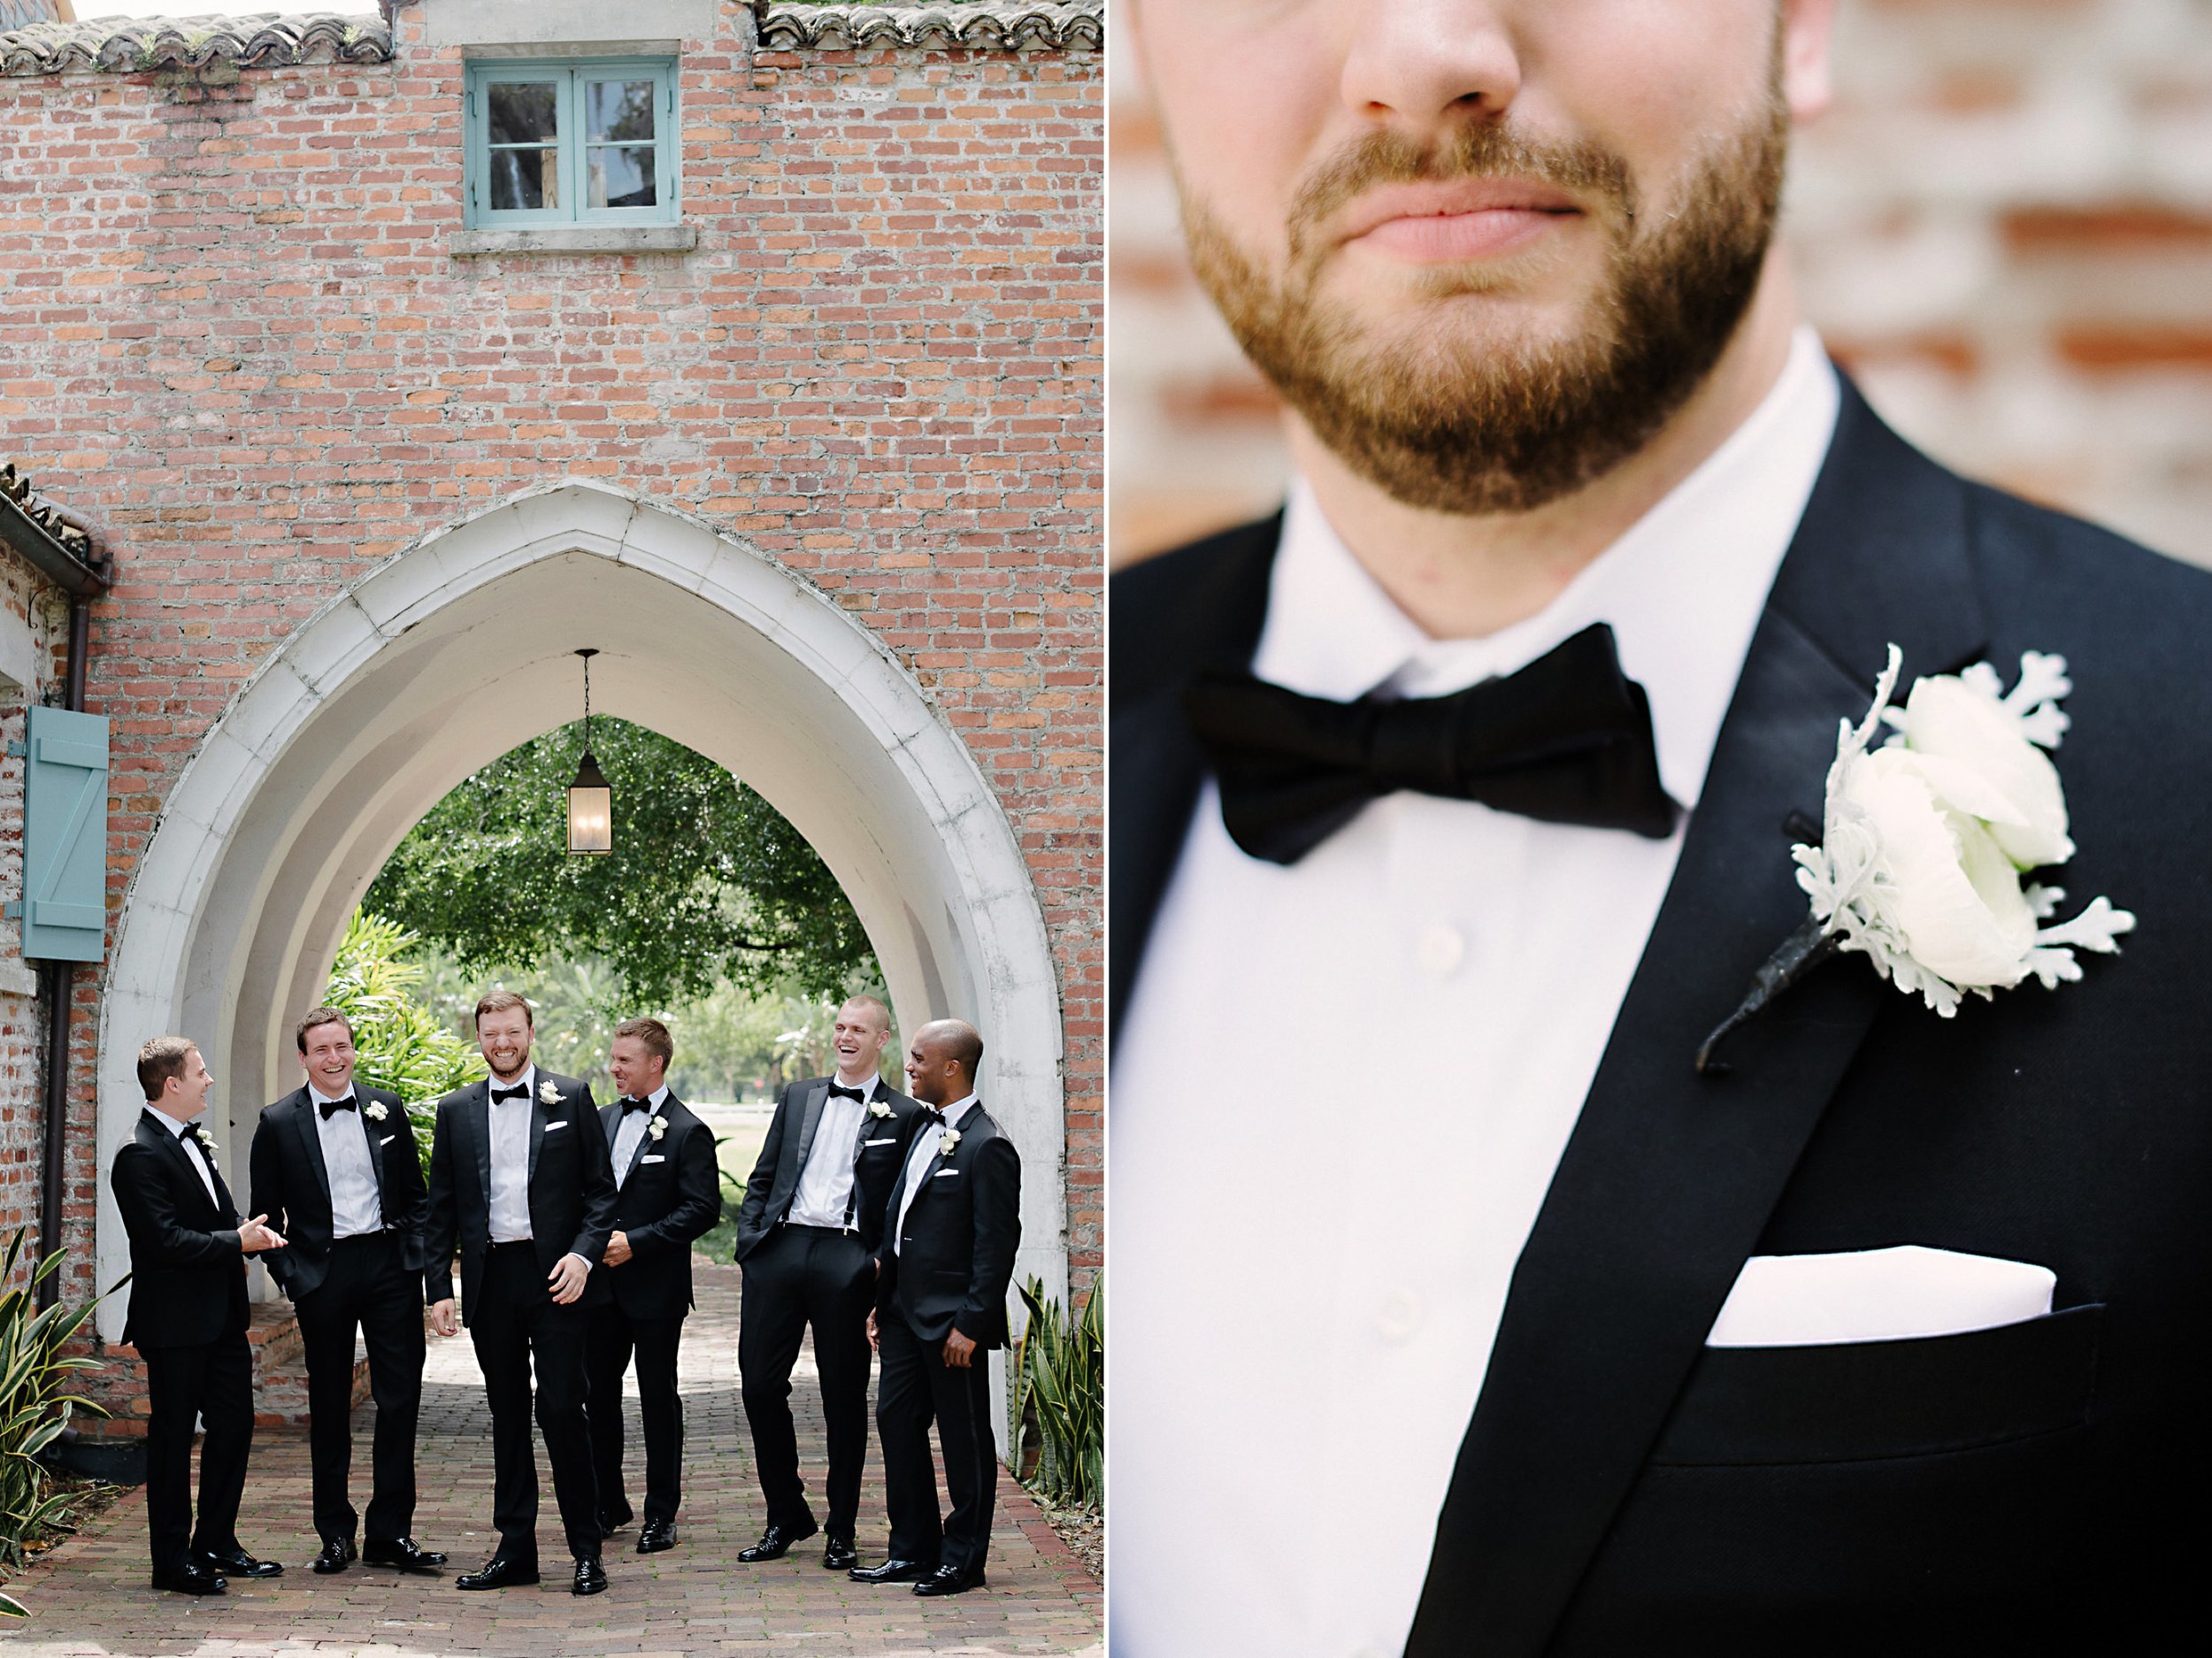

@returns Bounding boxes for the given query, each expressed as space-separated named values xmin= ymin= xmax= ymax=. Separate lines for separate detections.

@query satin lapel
xmin=360 ymin=1094 xmax=391 ymax=1212
xmin=147 ymin=1111 xmax=219 ymax=1222
xmin=1406 ymin=380 xmax=1988 ymax=1658
xmin=620 ymin=1102 xmax=657 ymax=1186
xmin=467 ymin=1083 xmax=492 ymax=1205
xmin=290 ymin=1092 xmax=333 ymax=1208
xmin=1109 ymin=516 xmax=1279 ymax=1033
xmin=527 ymin=1078 xmax=553 ymax=1183
xmin=790 ymin=1082 xmax=830 ymax=1181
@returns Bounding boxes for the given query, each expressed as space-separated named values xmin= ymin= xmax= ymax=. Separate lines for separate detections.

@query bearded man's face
xmin=1132 ymin=0 xmax=1832 ymax=514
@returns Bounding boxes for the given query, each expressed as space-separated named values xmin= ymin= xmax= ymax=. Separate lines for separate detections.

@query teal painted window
xmin=19 ymin=706 xmax=110 ymax=963
xmin=465 ymin=60 xmax=679 ymax=228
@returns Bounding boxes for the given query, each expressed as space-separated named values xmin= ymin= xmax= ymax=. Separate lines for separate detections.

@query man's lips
xmin=1337 ymin=180 xmax=1582 ymax=262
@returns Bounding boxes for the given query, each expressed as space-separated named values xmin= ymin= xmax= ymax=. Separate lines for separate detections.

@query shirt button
xmin=1374 ymin=1287 xmax=1424 ymax=1343
xmin=1415 ymin=922 xmax=1464 ymax=977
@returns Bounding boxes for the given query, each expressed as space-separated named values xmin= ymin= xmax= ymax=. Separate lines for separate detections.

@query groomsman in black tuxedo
xmin=734 ymin=995 xmax=923 ymax=1570
xmin=854 ymin=1017 xmax=1020 ymax=1598
xmin=584 ymin=1017 xmax=721 ymax=1554
xmin=425 ymin=990 xmax=618 ymax=1596
xmin=109 ymin=1036 xmax=289 ymax=1595
xmin=248 ymin=1007 xmax=449 ymax=1577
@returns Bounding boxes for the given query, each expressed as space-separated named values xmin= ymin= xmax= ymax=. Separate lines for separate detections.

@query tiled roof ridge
xmin=757 ymin=2 xmax=1102 ymax=52
xmin=0 ymin=12 xmax=395 ymax=77
xmin=0 ymin=463 xmax=94 ymax=562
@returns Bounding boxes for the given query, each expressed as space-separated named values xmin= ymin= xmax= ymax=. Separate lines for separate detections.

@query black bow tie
xmin=916 ymin=1107 xmax=946 ymax=1127
xmin=1185 ymin=622 xmax=1676 ymax=865
xmin=491 ymin=1084 xmax=529 ymax=1103
xmin=317 ymin=1094 xmax=357 ymax=1120
xmin=620 ymin=1095 xmax=653 ymax=1114
xmin=826 ymin=1084 xmax=868 ymax=1103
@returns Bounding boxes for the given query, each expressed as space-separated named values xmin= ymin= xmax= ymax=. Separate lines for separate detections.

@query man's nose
xmin=1339 ymin=0 xmax=1523 ymax=132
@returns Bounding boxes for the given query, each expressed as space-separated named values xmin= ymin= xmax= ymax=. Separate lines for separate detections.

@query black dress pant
xmin=294 ymin=1232 xmax=425 ymax=1546
xmin=468 ymin=1241 xmax=601 ymax=1563
xmin=583 ymin=1302 xmax=686 ymax=1526
xmin=140 ymin=1332 xmax=253 ymax=1574
xmin=875 ymin=1303 xmax=997 ymax=1575
xmin=738 ymin=1224 xmax=875 ymax=1537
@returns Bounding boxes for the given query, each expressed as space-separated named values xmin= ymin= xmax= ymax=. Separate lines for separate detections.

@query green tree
xmin=362 ymin=718 xmax=875 ymax=1007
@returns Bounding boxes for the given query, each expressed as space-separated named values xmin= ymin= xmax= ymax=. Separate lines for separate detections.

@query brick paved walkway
xmin=4 ymin=1265 xmax=1101 ymax=1656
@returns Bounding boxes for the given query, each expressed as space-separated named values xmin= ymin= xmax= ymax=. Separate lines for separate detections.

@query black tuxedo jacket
xmin=109 ymin=1109 xmax=250 ymax=1350
xmin=735 ymin=1076 xmax=925 ymax=1260
xmin=876 ymin=1103 xmax=1021 ymax=1348
xmin=1112 ymin=380 xmax=2212 ymax=1653
xmin=247 ymin=1083 xmax=428 ymax=1301
xmin=424 ymin=1071 xmax=618 ymax=1320
xmin=595 ymin=1092 xmax=721 ymax=1318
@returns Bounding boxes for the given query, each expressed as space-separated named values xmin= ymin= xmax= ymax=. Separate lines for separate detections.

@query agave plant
xmin=0 ymin=1232 xmax=114 ymax=1617
xmin=1011 ymin=1275 xmax=1102 ymax=1510
xmin=323 ymin=910 xmax=488 ymax=1175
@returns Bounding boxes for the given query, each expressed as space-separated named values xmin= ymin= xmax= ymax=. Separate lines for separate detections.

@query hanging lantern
xmin=566 ymin=648 xmax=613 ymax=856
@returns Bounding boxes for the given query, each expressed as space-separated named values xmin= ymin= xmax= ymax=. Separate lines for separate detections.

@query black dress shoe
xmin=455 ymin=1555 xmax=540 ymax=1590
xmin=736 ymin=1520 xmax=818 ymax=1562
xmin=599 ymin=1501 xmax=634 ymax=1534
xmin=363 ymin=1537 xmax=448 ymax=1572
xmin=195 ymin=1547 xmax=282 ymax=1578
xmin=849 ymin=1556 xmax=937 ymax=1585
xmin=822 ymin=1534 xmax=857 ymax=1571
xmin=912 ymin=1562 xmax=986 ymax=1597
xmin=312 ymin=1536 xmax=356 ymax=1575
xmin=636 ymin=1519 xmax=677 ymax=1554
xmin=572 ymin=1556 xmax=608 ymax=1596
xmin=150 ymin=1562 xmax=227 ymax=1595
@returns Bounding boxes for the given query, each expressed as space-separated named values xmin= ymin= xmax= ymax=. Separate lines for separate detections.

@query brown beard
xmin=1180 ymin=95 xmax=1789 ymax=516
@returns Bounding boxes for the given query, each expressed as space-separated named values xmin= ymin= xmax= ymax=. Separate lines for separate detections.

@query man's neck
xmin=1287 ymin=261 xmax=1803 ymax=641
xmin=489 ymin=1061 xmax=532 ymax=1086
xmin=833 ymin=1065 xmax=877 ymax=1089
xmin=150 ymin=1101 xmax=202 ymax=1131
xmin=309 ymin=1078 xmax=355 ymax=1102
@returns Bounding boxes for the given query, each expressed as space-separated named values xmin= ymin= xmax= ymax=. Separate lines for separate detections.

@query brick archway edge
xmin=92 ymin=480 xmax=1066 ymax=1345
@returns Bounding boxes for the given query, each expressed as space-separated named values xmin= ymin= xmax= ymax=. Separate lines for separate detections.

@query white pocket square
xmin=1707 ymin=1245 xmax=2055 ymax=1347
xmin=864 ymin=1137 xmax=897 ymax=1148
xmin=933 ymin=1168 xmax=959 ymax=1178
xmin=641 ymin=1154 xmax=665 ymax=1163
xmin=379 ymin=1134 xmax=396 ymax=1146
xmin=544 ymin=1121 xmax=569 ymax=1132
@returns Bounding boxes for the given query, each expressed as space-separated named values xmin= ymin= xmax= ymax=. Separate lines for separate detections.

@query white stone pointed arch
xmin=95 ymin=480 xmax=1065 ymax=1344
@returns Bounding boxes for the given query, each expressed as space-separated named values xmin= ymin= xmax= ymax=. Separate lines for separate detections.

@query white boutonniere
xmin=648 ymin=1115 xmax=667 ymax=1141
xmin=1699 ymin=645 xmax=2135 ymax=1071
xmin=938 ymin=1127 xmax=963 ymax=1155
xmin=538 ymin=1080 xmax=562 ymax=1105
xmin=365 ymin=1101 xmax=388 ymax=1122
xmin=868 ymin=1098 xmax=893 ymax=1119
xmin=189 ymin=1124 xmax=214 ymax=1149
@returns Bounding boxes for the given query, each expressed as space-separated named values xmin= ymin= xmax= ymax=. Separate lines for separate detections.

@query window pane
xmin=489 ymin=146 xmax=559 ymax=211
xmin=487 ymin=81 xmax=558 ymax=146
xmin=586 ymin=79 xmax=656 ymax=144
xmin=588 ymin=144 xmax=657 ymax=209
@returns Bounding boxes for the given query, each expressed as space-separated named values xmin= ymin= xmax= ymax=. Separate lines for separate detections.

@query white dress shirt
xmin=1112 ymin=328 xmax=1840 ymax=1658
xmin=487 ymin=1065 xmax=537 ymax=1244
xmin=894 ymin=1093 xmax=979 ymax=1255
xmin=150 ymin=1104 xmax=219 ymax=1208
xmin=310 ymin=1085 xmax=384 ymax=1238
xmin=788 ymin=1075 xmax=879 ymax=1229
xmin=611 ymin=1082 xmax=669 ymax=1188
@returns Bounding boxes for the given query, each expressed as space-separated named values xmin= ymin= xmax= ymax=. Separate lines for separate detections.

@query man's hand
xmin=867 ymin=1310 xmax=879 ymax=1351
xmin=603 ymin=1230 xmax=633 ymax=1267
xmin=238 ymin=1215 xmax=287 ymax=1254
xmin=548 ymin=1253 xmax=591 ymax=1304
xmin=942 ymin=1328 xmax=978 ymax=1370
xmin=430 ymin=1299 xmax=458 ymax=1338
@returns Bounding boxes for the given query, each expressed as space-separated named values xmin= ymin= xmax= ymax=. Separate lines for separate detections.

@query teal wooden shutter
xmin=19 ymin=705 xmax=109 ymax=962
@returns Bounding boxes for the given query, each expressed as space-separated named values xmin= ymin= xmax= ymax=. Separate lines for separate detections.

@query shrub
xmin=322 ymin=910 xmax=488 ymax=1174
xmin=0 ymin=1232 xmax=112 ymax=1617
xmin=1010 ymin=1275 xmax=1102 ymax=1510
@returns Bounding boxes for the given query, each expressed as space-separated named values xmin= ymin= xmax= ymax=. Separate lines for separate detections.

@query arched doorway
xmin=93 ymin=481 xmax=1066 ymax=1342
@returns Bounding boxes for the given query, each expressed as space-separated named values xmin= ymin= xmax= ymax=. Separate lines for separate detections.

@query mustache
xmin=1286 ymin=124 xmax=1635 ymax=268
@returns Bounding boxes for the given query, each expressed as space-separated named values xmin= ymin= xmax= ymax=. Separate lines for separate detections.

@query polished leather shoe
xmin=599 ymin=1501 xmax=634 ymax=1534
xmin=636 ymin=1519 xmax=677 ymax=1554
xmin=363 ymin=1537 xmax=448 ymax=1572
xmin=195 ymin=1547 xmax=282 ymax=1578
xmin=849 ymin=1556 xmax=937 ymax=1585
xmin=312 ymin=1536 xmax=356 ymax=1575
xmin=572 ymin=1556 xmax=608 ymax=1596
xmin=736 ymin=1520 xmax=818 ymax=1562
xmin=150 ymin=1562 xmax=227 ymax=1595
xmin=455 ymin=1555 xmax=539 ymax=1590
xmin=913 ymin=1563 xmax=986 ymax=1597
xmin=821 ymin=1534 xmax=857 ymax=1571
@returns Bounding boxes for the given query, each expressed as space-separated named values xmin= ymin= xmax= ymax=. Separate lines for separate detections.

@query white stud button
xmin=1374 ymin=1286 xmax=1424 ymax=1343
xmin=1415 ymin=921 xmax=1465 ymax=977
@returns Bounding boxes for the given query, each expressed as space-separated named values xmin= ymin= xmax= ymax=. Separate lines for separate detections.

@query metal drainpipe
xmin=35 ymin=587 xmax=91 ymax=1310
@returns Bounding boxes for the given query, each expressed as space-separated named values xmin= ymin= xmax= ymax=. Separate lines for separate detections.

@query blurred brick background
xmin=1110 ymin=0 xmax=2212 ymax=571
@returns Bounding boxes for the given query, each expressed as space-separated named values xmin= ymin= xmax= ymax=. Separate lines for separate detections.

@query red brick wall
xmin=0 ymin=4 xmax=1102 ymax=1339
xmin=1110 ymin=0 xmax=2212 ymax=569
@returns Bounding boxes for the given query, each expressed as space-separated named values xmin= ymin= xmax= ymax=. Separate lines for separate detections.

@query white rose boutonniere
xmin=939 ymin=1127 xmax=963 ymax=1155
xmin=648 ymin=1115 xmax=667 ymax=1141
xmin=365 ymin=1101 xmax=388 ymax=1122
xmin=1698 ymin=645 xmax=2135 ymax=1071
xmin=538 ymin=1080 xmax=562 ymax=1105
xmin=868 ymin=1099 xmax=893 ymax=1120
